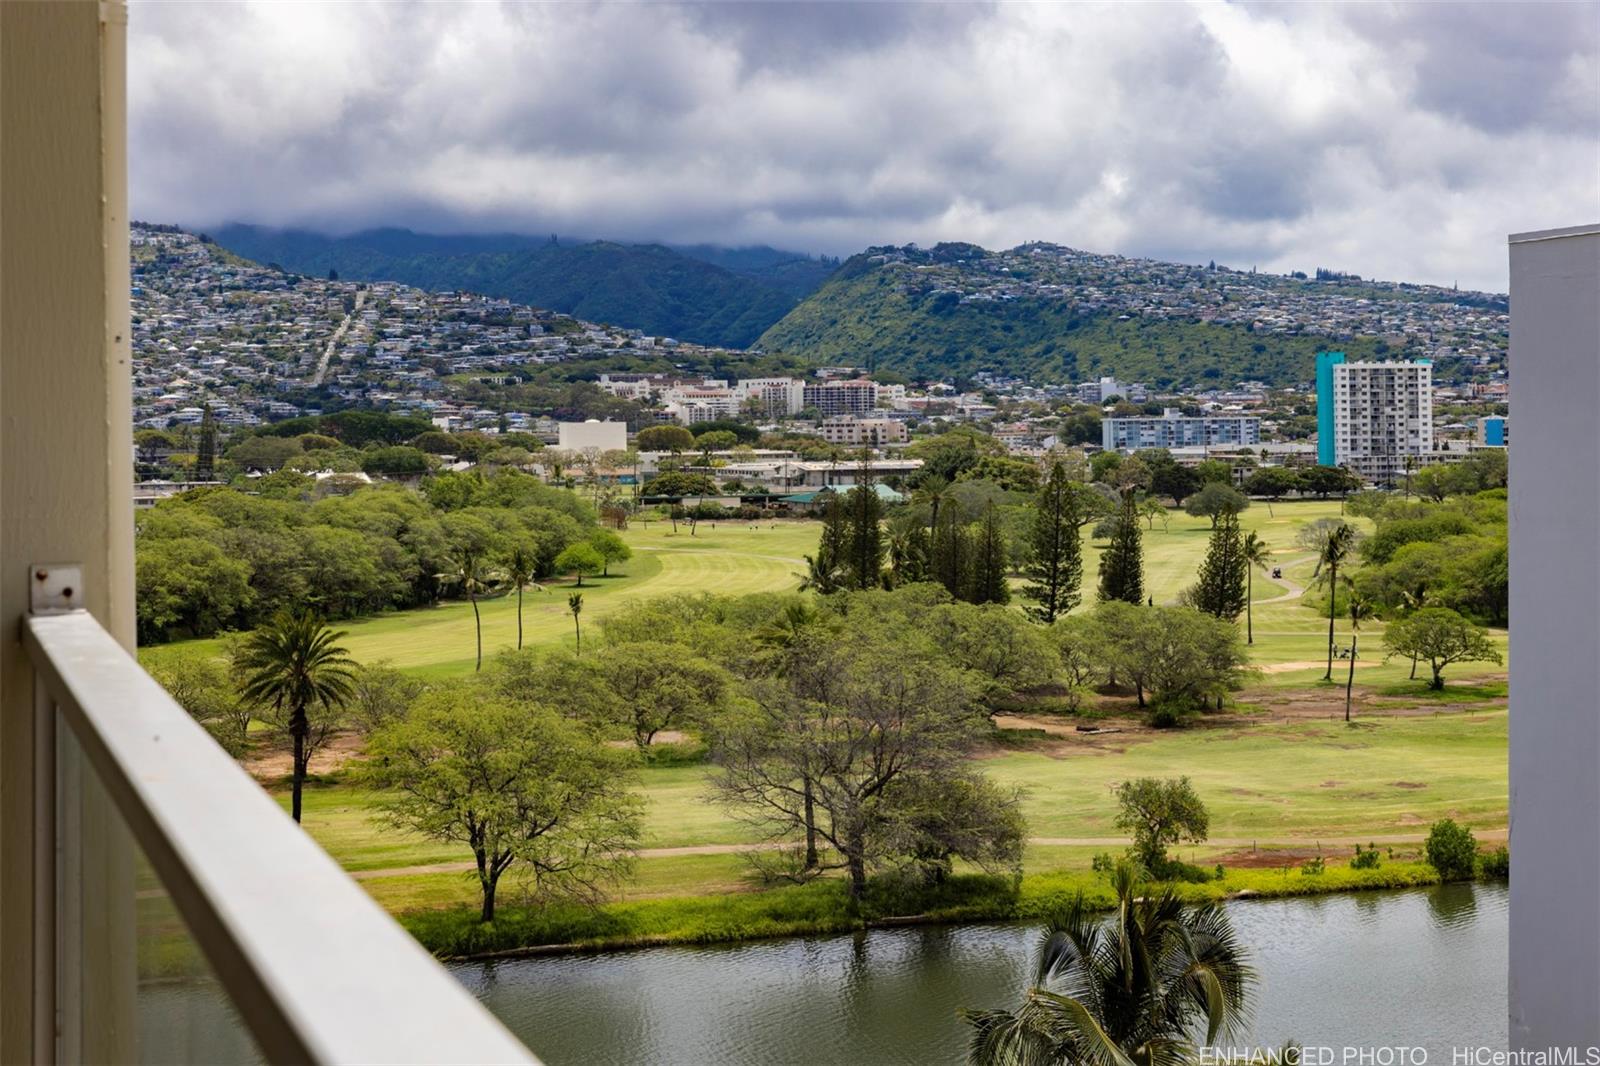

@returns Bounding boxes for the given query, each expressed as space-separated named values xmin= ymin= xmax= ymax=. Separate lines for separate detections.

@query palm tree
xmin=753 ymin=600 xmax=820 ymax=662
xmin=885 ymin=512 xmax=931 ymax=586
xmin=914 ymin=474 xmax=953 ymax=537
xmin=1344 ymin=590 xmax=1373 ymax=723
xmin=444 ymin=538 xmax=501 ymax=672
xmin=796 ymin=553 xmax=844 ymax=594
xmin=1311 ymin=523 xmax=1358 ymax=681
xmin=1241 ymin=532 xmax=1271 ymax=645
xmin=236 ymin=610 xmax=355 ymax=824
xmin=568 ymin=592 xmax=583 ymax=657
xmin=964 ymin=862 xmax=1252 ymax=1066
xmin=504 ymin=543 xmax=541 ymax=650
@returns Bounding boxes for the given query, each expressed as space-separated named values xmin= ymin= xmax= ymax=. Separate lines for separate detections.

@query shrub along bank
xmin=404 ymin=861 xmax=1460 ymax=959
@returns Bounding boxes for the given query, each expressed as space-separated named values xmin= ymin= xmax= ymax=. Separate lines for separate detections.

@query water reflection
xmin=1427 ymin=881 xmax=1479 ymax=929
xmin=137 ymin=886 xmax=1507 ymax=1066
xmin=449 ymin=885 xmax=1507 ymax=1066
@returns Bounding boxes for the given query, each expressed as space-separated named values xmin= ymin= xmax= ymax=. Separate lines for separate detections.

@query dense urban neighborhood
xmin=132 ymin=222 xmax=1508 ymax=499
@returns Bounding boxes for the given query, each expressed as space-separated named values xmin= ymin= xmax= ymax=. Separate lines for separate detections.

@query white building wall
xmin=1508 ymin=223 xmax=1600 ymax=1048
xmin=556 ymin=420 xmax=628 ymax=452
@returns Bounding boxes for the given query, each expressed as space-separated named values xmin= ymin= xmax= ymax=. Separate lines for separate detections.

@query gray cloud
xmin=128 ymin=0 xmax=1600 ymax=292
xmin=678 ymin=1 xmax=994 ymax=72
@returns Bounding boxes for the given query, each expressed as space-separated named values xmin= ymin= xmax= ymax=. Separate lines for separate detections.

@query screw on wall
xmin=29 ymin=564 xmax=85 ymax=615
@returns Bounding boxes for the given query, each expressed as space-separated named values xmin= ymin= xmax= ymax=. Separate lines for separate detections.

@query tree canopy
xmin=365 ymin=686 xmax=643 ymax=921
xmin=1382 ymin=607 xmax=1503 ymax=689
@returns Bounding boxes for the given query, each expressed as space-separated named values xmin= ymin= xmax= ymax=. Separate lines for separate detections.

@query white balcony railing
xmin=24 ymin=566 xmax=537 ymax=1064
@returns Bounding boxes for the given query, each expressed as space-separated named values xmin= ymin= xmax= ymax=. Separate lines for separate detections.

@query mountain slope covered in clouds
xmin=212 ymin=225 xmax=835 ymax=349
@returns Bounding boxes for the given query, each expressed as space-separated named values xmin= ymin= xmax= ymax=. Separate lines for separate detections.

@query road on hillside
xmin=311 ymin=287 xmax=366 ymax=387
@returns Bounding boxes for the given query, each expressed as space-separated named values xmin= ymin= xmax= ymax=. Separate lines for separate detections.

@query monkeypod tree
xmin=1382 ymin=607 xmax=1502 ymax=690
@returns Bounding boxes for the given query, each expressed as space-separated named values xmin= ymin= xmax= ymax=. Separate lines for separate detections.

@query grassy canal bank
xmin=404 ymin=861 xmax=1464 ymax=960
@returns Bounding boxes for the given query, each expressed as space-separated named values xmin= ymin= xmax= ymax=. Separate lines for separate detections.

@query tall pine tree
xmin=843 ymin=451 xmax=884 ymax=590
xmin=1097 ymin=487 xmax=1145 ymax=605
xmin=1193 ymin=506 xmax=1248 ymax=621
xmin=1022 ymin=461 xmax=1082 ymax=623
xmin=804 ymin=492 xmax=849 ymax=593
xmin=931 ymin=503 xmax=970 ymax=600
xmin=843 ymin=483 xmax=885 ymax=590
xmin=971 ymin=504 xmax=1011 ymax=604
xmin=195 ymin=403 xmax=217 ymax=482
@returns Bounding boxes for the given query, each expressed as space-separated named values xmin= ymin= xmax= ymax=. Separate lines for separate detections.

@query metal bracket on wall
xmin=29 ymin=565 xmax=85 ymax=615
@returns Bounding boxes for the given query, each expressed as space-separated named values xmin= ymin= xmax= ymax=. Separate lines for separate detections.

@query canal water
xmin=139 ymin=883 xmax=1508 ymax=1064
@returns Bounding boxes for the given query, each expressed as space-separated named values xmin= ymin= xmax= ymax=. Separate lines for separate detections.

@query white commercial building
xmin=661 ymin=385 xmax=740 ymax=425
xmin=1078 ymin=376 xmax=1146 ymax=404
xmin=556 ymin=419 xmax=628 ymax=453
xmin=594 ymin=373 xmax=660 ymax=401
xmin=1330 ymin=360 xmax=1434 ymax=485
xmin=734 ymin=377 xmax=804 ymax=417
xmin=795 ymin=457 xmax=923 ymax=488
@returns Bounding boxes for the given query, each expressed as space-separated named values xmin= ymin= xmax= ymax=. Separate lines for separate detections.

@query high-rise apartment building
xmin=1316 ymin=351 xmax=1434 ymax=485
xmin=734 ymin=377 xmax=805 ymax=417
xmin=803 ymin=379 xmax=879 ymax=416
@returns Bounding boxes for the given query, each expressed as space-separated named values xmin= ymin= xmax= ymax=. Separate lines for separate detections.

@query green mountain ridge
xmin=756 ymin=242 xmax=1504 ymax=388
xmin=755 ymin=262 xmax=1372 ymax=388
xmin=209 ymin=226 xmax=1505 ymax=390
xmin=211 ymin=225 xmax=836 ymax=350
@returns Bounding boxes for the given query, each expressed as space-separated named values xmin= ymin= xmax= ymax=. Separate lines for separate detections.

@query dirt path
xmin=244 ymin=731 xmax=367 ymax=784
xmin=1260 ymin=658 xmax=1384 ymax=675
xmin=636 ymin=544 xmax=808 ymax=566
xmin=346 ymin=828 xmax=1509 ymax=882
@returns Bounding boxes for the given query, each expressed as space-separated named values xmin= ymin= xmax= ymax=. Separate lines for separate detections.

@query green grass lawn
xmin=144 ymin=499 xmax=1509 ymax=921
xmin=143 ymin=501 xmax=1396 ymax=679
xmin=1067 ymin=498 xmax=1357 ymax=609
xmin=288 ymin=702 xmax=1507 ymax=914
xmin=141 ymin=519 xmax=819 ymax=676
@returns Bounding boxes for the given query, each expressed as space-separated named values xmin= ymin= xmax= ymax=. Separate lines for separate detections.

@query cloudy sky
xmin=130 ymin=1 xmax=1598 ymax=292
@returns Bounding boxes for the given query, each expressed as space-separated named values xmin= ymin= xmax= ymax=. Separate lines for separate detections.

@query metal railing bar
xmin=23 ymin=612 xmax=537 ymax=1066
xmin=33 ymin=681 xmax=55 ymax=1066
xmin=56 ymin=723 xmax=83 ymax=1066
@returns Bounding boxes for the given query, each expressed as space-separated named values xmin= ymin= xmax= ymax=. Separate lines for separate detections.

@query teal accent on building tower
xmin=1315 ymin=350 xmax=1346 ymax=466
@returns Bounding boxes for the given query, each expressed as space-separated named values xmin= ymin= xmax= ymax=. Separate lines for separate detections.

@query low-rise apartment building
xmin=820 ymin=416 xmax=907 ymax=446
xmin=1102 ymin=408 xmax=1262 ymax=451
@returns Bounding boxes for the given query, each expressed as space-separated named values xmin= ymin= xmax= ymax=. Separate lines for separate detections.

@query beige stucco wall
xmin=1 ymin=1 xmax=135 ymax=1059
